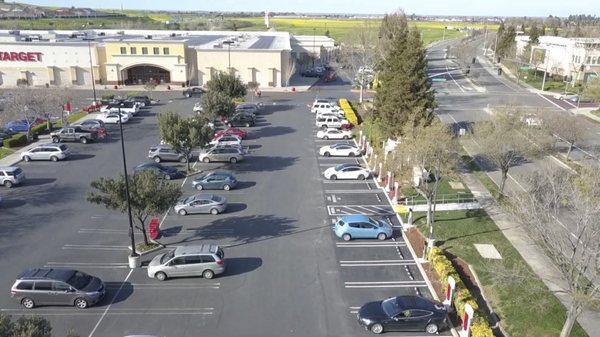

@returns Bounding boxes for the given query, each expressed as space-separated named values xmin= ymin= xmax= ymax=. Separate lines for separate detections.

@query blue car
xmin=5 ymin=120 xmax=29 ymax=133
xmin=334 ymin=215 xmax=393 ymax=241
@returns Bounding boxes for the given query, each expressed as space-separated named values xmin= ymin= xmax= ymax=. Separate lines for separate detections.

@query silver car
xmin=0 ymin=166 xmax=26 ymax=188
xmin=174 ymin=194 xmax=228 ymax=215
xmin=21 ymin=143 xmax=70 ymax=162
xmin=199 ymin=147 xmax=245 ymax=163
xmin=147 ymin=244 xmax=226 ymax=280
xmin=147 ymin=145 xmax=189 ymax=163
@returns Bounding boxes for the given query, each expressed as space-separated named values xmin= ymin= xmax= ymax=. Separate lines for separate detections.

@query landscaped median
xmin=338 ymin=98 xmax=359 ymax=126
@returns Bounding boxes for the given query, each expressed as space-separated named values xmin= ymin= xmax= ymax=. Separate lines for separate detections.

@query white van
xmin=316 ymin=116 xmax=349 ymax=129
xmin=311 ymin=101 xmax=341 ymax=114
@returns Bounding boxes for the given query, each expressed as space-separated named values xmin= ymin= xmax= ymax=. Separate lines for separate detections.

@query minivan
xmin=0 ymin=166 xmax=26 ymax=188
xmin=199 ymin=147 xmax=245 ymax=163
xmin=147 ymin=244 xmax=226 ymax=280
xmin=147 ymin=145 xmax=189 ymax=163
xmin=11 ymin=268 xmax=105 ymax=309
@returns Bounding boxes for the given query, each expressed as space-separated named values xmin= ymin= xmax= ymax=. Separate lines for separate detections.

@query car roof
xmin=17 ymin=268 xmax=75 ymax=282
xmin=341 ymin=214 xmax=371 ymax=223
xmin=395 ymin=295 xmax=436 ymax=311
xmin=188 ymin=193 xmax=216 ymax=201
xmin=207 ymin=171 xmax=233 ymax=177
xmin=150 ymin=145 xmax=173 ymax=150
xmin=174 ymin=244 xmax=219 ymax=256
xmin=0 ymin=166 xmax=20 ymax=172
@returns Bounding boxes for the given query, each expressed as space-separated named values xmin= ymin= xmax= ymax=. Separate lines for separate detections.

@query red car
xmin=213 ymin=127 xmax=247 ymax=140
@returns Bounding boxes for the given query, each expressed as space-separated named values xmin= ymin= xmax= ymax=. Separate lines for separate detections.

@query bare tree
xmin=473 ymin=106 xmax=548 ymax=194
xmin=144 ymin=81 xmax=157 ymax=100
xmin=394 ymin=119 xmax=458 ymax=254
xmin=3 ymin=88 xmax=69 ymax=133
xmin=333 ymin=22 xmax=379 ymax=103
xmin=508 ymin=164 xmax=600 ymax=337
xmin=543 ymin=110 xmax=588 ymax=160
xmin=448 ymin=40 xmax=477 ymax=74
xmin=283 ymin=58 xmax=296 ymax=86
xmin=583 ymin=77 xmax=600 ymax=103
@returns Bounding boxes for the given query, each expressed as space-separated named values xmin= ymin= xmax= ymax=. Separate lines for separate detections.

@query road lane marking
xmin=344 ymin=281 xmax=427 ymax=288
xmin=62 ymin=244 xmax=129 ymax=251
xmin=537 ymin=93 xmax=567 ymax=111
xmin=324 ymin=190 xmax=381 ymax=194
xmin=340 ymin=260 xmax=417 ymax=267
xmin=446 ymin=66 xmax=465 ymax=92
xmin=88 ymin=269 xmax=134 ymax=337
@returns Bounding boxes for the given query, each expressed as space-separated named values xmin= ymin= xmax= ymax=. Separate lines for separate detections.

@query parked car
xmin=0 ymin=166 xmax=25 ymax=188
xmin=98 ymin=112 xmax=129 ymax=124
xmin=226 ymin=113 xmax=256 ymax=127
xmin=237 ymin=102 xmax=263 ymax=112
xmin=333 ymin=214 xmax=393 ymax=241
xmin=129 ymin=95 xmax=152 ymax=107
xmin=207 ymin=118 xmax=226 ymax=130
xmin=51 ymin=126 xmax=98 ymax=144
xmin=210 ymin=134 xmax=242 ymax=147
xmin=5 ymin=120 xmax=31 ymax=133
xmin=0 ymin=128 xmax=16 ymax=143
xmin=100 ymin=101 xmax=139 ymax=116
xmin=174 ymin=193 xmax=228 ymax=215
xmin=213 ymin=127 xmax=247 ymax=139
xmin=21 ymin=143 xmax=70 ymax=162
xmin=147 ymin=244 xmax=225 ymax=280
xmin=301 ymin=69 xmax=320 ymax=77
xmin=312 ymin=98 xmax=338 ymax=106
xmin=133 ymin=162 xmax=183 ymax=180
xmin=311 ymin=102 xmax=341 ymax=114
xmin=357 ymin=295 xmax=448 ymax=334
xmin=73 ymin=119 xmax=107 ymax=139
xmin=316 ymin=116 xmax=350 ymax=130
xmin=235 ymin=105 xmax=258 ymax=116
xmin=193 ymin=102 xmax=203 ymax=113
xmin=183 ymin=87 xmax=206 ymax=98
xmin=11 ymin=268 xmax=105 ymax=309
xmin=316 ymin=110 xmax=345 ymax=119
xmin=317 ymin=128 xmax=353 ymax=140
xmin=323 ymin=163 xmax=370 ymax=180
xmin=212 ymin=143 xmax=247 ymax=154
xmin=147 ymin=145 xmax=189 ymax=163
xmin=324 ymin=71 xmax=337 ymax=82
xmin=192 ymin=172 xmax=238 ymax=191
xmin=553 ymin=92 xmax=579 ymax=100
xmin=319 ymin=143 xmax=362 ymax=157
xmin=199 ymin=147 xmax=245 ymax=163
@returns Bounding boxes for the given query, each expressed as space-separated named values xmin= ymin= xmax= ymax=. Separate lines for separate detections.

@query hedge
xmin=428 ymin=247 xmax=493 ymax=337
xmin=30 ymin=123 xmax=49 ymax=135
xmin=338 ymin=98 xmax=359 ymax=126
xmin=2 ymin=133 xmax=28 ymax=148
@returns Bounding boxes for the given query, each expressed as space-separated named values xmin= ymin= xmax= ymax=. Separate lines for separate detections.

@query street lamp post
xmin=87 ymin=40 xmax=97 ymax=104
xmin=118 ymin=104 xmax=139 ymax=267
xmin=223 ymin=40 xmax=233 ymax=73
xmin=313 ymin=27 xmax=316 ymax=68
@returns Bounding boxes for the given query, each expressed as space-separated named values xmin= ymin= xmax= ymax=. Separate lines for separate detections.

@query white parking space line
xmin=88 ymin=269 xmax=134 ymax=337
xmin=322 ymin=180 xmax=369 ymax=184
xmin=344 ymin=281 xmax=427 ymax=288
xmin=62 ymin=244 xmax=129 ymax=251
xmin=340 ymin=259 xmax=417 ymax=267
xmin=446 ymin=66 xmax=465 ymax=92
xmin=78 ymin=228 xmax=138 ymax=235
xmin=336 ymin=242 xmax=406 ymax=248
xmin=107 ymin=283 xmax=220 ymax=290
xmin=318 ymin=156 xmax=360 ymax=160
xmin=45 ymin=262 xmax=130 ymax=269
xmin=324 ymin=190 xmax=380 ymax=194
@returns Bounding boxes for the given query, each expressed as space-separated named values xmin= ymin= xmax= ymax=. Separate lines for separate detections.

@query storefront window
xmin=163 ymin=47 xmax=170 ymax=55
xmin=120 ymin=47 xmax=126 ymax=54
xmin=142 ymin=47 xmax=148 ymax=55
xmin=131 ymin=47 xmax=137 ymax=55
xmin=153 ymin=47 xmax=159 ymax=55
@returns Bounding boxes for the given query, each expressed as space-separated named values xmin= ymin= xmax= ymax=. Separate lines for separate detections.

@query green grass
xmin=461 ymin=155 xmax=503 ymax=200
xmin=0 ymin=16 xmax=165 ymax=30
xmin=401 ymin=177 xmax=474 ymax=204
xmin=592 ymin=109 xmax=600 ymax=118
xmin=0 ymin=147 xmax=14 ymax=160
xmin=414 ymin=210 xmax=588 ymax=337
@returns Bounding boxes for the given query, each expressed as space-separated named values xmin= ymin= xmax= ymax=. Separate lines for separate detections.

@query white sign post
xmin=392 ymin=181 xmax=399 ymax=204
xmin=358 ymin=131 xmax=363 ymax=147
xmin=385 ymin=171 xmax=392 ymax=192
xmin=377 ymin=163 xmax=383 ymax=183
xmin=459 ymin=303 xmax=475 ymax=337
xmin=443 ymin=275 xmax=456 ymax=309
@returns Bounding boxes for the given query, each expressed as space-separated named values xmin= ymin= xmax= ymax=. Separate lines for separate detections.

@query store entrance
xmin=124 ymin=65 xmax=170 ymax=85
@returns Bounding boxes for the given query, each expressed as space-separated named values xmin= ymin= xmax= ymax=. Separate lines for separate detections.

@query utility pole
xmin=313 ymin=27 xmax=316 ymax=68
xmin=493 ymin=32 xmax=499 ymax=61
xmin=442 ymin=27 xmax=446 ymax=41
xmin=223 ymin=40 xmax=233 ymax=73
xmin=482 ymin=26 xmax=488 ymax=55
xmin=87 ymin=40 xmax=97 ymax=104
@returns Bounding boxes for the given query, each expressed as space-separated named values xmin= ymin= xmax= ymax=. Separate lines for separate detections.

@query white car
xmin=319 ymin=143 xmax=362 ymax=157
xmin=316 ymin=109 xmax=345 ymax=119
xmin=312 ymin=102 xmax=341 ymax=114
xmin=323 ymin=164 xmax=370 ymax=180
xmin=553 ymin=92 xmax=578 ymax=101
xmin=99 ymin=112 xmax=129 ymax=124
xmin=316 ymin=116 xmax=349 ymax=129
xmin=316 ymin=128 xmax=353 ymax=140
xmin=209 ymin=135 xmax=242 ymax=147
xmin=193 ymin=102 xmax=203 ymax=113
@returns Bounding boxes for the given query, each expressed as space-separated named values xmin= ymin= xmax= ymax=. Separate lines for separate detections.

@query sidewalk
xmin=460 ymin=164 xmax=600 ymax=336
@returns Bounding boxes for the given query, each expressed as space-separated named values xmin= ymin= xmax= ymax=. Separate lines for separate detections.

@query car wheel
xmin=74 ymin=298 xmax=89 ymax=309
xmin=80 ymin=137 xmax=88 ymax=144
xmin=203 ymin=157 xmax=211 ymax=163
xmin=370 ymin=323 xmax=383 ymax=334
xmin=377 ymin=233 xmax=387 ymax=241
xmin=52 ymin=137 xmax=59 ymax=143
xmin=321 ymin=125 xmax=327 ymax=130
xmin=324 ymin=151 xmax=331 ymax=157
xmin=178 ymin=209 xmax=188 ymax=216
xmin=154 ymin=156 xmax=161 ymax=163
xmin=203 ymin=269 xmax=214 ymax=279
xmin=230 ymin=157 xmax=237 ymax=163
xmin=164 ymin=174 xmax=171 ymax=180
xmin=330 ymin=174 xmax=337 ymax=180
xmin=343 ymin=135 xmax=349 ymax=139
xmin=223 ymin=184 xmax=231 ymax=191
xmin=425 ymin=323 xmax=438 ymax=334
xmin=349 ymin=152 xmax=356 ymax=157
xmin=186 ymin=94 xmax=191 ymax=98
xmin=357 ymin=174 xmax=365 ymax=180
xmin=4 ymin=181 xmax=13 ymax=188
xmin=210 ymin=208 xmax=219 ymax=215
xmin=245 ymin=123 xmax=250 ymax=127
xmin=196 ymin=184 xmax=204 ymax=191
xmin=180 ymin=157 xmax=188 ymax=163
xmin=21 ymin=297 xmax=35 ymax=309
xmin=342 ymin=233 xmax=351 ymax=241
xmin=155 ymin=272 xmax=167 ymax=281
xmin=50 ymin=156 xmax=59 ymax=162
xmin=23 ymin=155 xmax=31 ymax=162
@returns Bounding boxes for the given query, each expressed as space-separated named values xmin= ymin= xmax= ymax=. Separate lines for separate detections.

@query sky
xmin=18 ymin=0 xmax=600 ymax=17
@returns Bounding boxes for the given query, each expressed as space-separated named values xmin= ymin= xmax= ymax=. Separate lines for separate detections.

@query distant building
xmin=290 ymin=35 xmax=335 ymax=65
xmin=518 ymin=36 xmax=600 ymax=83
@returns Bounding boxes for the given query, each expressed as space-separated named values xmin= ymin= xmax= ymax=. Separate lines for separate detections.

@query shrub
xmin=101 ymin=94 xmax=115 ymax=100
xmin=30 ymin=123 xmax=48 ymax=135
xmin=471 ymin=317 xmax=494 ymax=337
xmin=3 ymin=133 xmax=28 ymax=148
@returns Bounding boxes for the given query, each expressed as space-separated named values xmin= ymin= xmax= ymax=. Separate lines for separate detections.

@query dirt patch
xmin=405 ymin=227 xmax=426 ymax=259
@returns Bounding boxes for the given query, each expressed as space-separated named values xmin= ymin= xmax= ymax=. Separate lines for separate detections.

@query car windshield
xmin=334 ymin=164 xmax=346 ymax=171
xmin=160 ymin=249 xmax=176 ymax=264
xmin=211 ymin=195 xmax=221 ymax=202
xmin=66 ymin=271 xmax=92 ymax=289
xmin=59 ymin=145 xmax=68 ymax=151
xmin=381 ymin=298 xmax=399 ymax=318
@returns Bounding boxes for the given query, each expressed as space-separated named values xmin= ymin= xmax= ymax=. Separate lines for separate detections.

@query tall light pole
xmin=118 ymin=104 xmax=138 ymax=264
xmin=223 ymin=40 xmax=233 ymax=73
xmin=87 ymin=40 xmax=97 ymax=104
xmin=313 ymin=27 xmax=316 ymax=68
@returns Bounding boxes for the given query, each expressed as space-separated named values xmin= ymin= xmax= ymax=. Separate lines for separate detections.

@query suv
xmin=148 ymin=145 xmax=189 ymax=163
xmin=199 ymin=147 xmax=244 ymax=163
xmin=129 ymin=96 xmax=151 ymax=107
xmin=0 ymin=166 xmax=25 ymax=188
xmin=183 ymin=87 xmax=206 ymax=98
xmin=134 ymin=162 xmax=183 ymax=180
xmin=316 ymin=116 xmax=349 ymax=129
xmin=147 ymin=244 xmax=226 ymax=280
xmin=227 ymin=113 xmax=255 ymax=127
xmin=311 ymin=101 xmax=339 ymax=114
xmin=51 ymin=126 xmax=98 ymax=144
xmin=21 ymin=143 xmax=70 ymax=162
xmin=11 ymin=268 xmax=105 ymax=309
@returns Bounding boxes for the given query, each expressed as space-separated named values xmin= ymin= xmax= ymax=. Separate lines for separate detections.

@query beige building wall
xmin=196 ymin=49 xmax=286 ymax=87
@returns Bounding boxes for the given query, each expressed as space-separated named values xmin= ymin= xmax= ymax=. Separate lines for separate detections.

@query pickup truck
xmin=51 ymin=126 xmax=98 ymax=144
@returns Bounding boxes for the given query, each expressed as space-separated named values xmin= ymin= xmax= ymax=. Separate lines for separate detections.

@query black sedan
xmin=133 ymin=162 xmax=184 ymax=180
xmin=357 ymin=295 xmax=447 ymax=334
xmin=226 ymin=113 xmax=255 ymax=127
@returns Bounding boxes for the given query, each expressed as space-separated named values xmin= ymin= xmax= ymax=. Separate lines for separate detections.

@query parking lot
xmin=1 ymin=81 xmax=449 ymax=337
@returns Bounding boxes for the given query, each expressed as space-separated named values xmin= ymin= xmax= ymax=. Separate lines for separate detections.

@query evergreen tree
xmin=552 ymin=26 xmax=559 ymax=36
xmin=529 ymin=24 xmax=540 ymax=44
xmin=374 ymin=13 xmax=435 ymax=138
xmin=497 ymin=26 xmax=517 ymax=58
